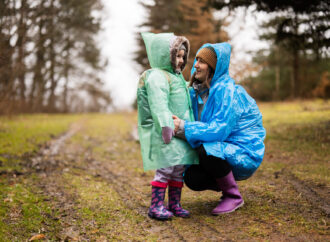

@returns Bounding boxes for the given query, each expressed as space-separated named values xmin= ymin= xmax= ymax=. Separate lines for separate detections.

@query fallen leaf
xmin=29 ymin=234 xmax=46 ymax=241
xmin=4 ymin=197 xmax=13 ymax=203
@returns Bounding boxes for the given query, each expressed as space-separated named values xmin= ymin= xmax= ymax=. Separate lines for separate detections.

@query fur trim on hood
xmin=170 ymin=36 xmax=190 ymax=73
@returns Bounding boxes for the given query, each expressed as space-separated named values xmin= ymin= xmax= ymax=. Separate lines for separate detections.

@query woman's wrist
xmin=175 ymin=120 xmax=186 ymax=140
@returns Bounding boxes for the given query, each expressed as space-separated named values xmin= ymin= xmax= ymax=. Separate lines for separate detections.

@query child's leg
xmin=167 ymin=165 xmax=190 ymax=218
xmin=148 ymin=167 xmax=174 ymax=220
xmin=151 ymin=166 xmax=174 ymax=187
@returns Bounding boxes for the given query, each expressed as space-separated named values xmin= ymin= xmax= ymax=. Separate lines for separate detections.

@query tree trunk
xmin=275 ymin=65 xmax=280 ymax=99
xmin=62 ymin=44 xmax=71 ymax=113
xmin=32 ymin=3 xmax=46 ymax=112
xmin=47 ymin=0 xmax=57 ymax=112
xmin=293 ymin=48 xmax=299 ymax=97
xmin=290 ymin=67 xmax=295 ymax=99
xmin=17 ymin=0 xmax=27 ymax=111
xmin=292 ymin=15 xmax=300 ymax=98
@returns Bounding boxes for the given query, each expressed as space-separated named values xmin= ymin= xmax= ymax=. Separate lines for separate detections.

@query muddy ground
xmin=2 ymin=111 xmax=329 ymax=241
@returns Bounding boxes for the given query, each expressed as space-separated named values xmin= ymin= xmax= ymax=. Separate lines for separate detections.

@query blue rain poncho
xmin=137 ymin=32 xmax=198 ymax=171
xmin=185 ymin=43 xmax=266 ymax=180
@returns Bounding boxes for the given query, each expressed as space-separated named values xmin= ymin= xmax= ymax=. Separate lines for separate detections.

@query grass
xmin=0 ymin=100 xmax=329 ymax=240
xmin=0 ymin=114 xmax=80 ymax=174
xmin=0 ymin=178 xmax=61 ymax=241
xmin=260 ymin=99 xmax=330 ymax=185
xmin=61 ymin=172 xmax=157 ymax=241
xmin=0 ymin=114 xmax=80 ymax=241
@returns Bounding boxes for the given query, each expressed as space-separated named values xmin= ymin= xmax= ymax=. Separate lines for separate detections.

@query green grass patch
xmin=260 ymin=100 xmax=330 ymax=185
xmin=0 ymin=114 xmax=81 ymax=241
xmin=0 ymin=178 xmax=60 ymax=241
xmin=62 ymin=172 xmax=157 ymax=241
xmin=0 ymin=100 xmax=328 ymax=240
xmin=0 ymin=114 xmax=80 ymax=155
xmin=0 ymin=114 xmax=80 ymax=170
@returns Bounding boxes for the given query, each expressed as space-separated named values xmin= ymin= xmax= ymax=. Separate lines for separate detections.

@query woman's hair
xmin=189 ymin=66 xmax=215 ymax=88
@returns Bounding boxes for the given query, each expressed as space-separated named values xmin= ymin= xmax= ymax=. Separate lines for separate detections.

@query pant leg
xmin=184 ymin=145 xmax=231 ymax=191
xmin=184 ymin=165 xmax=219 ymax=191
xmin=198 ymin=145 xmax=231 ymax=179
xmin=151 ymin=166 xmax=174 ymax=187
xmin=169 ymin=165 xmax=185 ymax=182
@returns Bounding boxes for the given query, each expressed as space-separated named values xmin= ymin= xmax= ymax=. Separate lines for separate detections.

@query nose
xmin=194 ymin=60 xmax=199 ymax=68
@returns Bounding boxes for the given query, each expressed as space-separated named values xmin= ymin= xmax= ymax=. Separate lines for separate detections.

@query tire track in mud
xmin=87 ymin=157 xmax=227 ymax=241
xmin=46 ymin=123 xmax=186 ymax=241
xmin=31 ymin=122 xmax=184 ymax=241
xmin=27 ymin=123 xmax=91 ymax=240
xmin=286 ymin=173 xmax=330 ymax=216
xmin=86 ymin=159 xmax=187 ymax=241
xmin=29 ymin=120 xmax=329 ymax=240
xmin=260 ymin=167 xmax=330 ymax=218
xmin=122 ymin=121 xmax=228 ymax=240
xmin=72 ymin=116 xmax=228 ymax=240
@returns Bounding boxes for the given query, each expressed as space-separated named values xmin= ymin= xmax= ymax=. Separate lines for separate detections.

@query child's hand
xmin=162 ymin=127 xmax=174 ymax=144
xmin=172 ymin=115 xmax=181 ymax=133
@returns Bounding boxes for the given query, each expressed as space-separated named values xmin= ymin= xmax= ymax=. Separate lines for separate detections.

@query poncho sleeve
xmin=145 ymin=70 xmax=174 ymax=134
xmin=184 ymin=82 xmax=243 ymax=148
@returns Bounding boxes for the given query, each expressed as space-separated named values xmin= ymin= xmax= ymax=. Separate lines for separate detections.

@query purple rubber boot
xmin=212 ymin=171 xmax=244 ymax=215
xmin=148 ymin=186 xmax=173 ymax=220
xmin=167 ymin=181 xmax=190 ymax=218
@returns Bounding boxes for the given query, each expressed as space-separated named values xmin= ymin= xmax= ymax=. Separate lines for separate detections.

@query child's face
xmin=175 ymin=49 xmax=185 ymax=72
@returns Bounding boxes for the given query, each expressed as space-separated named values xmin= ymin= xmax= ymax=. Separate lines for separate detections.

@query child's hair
xmin=179 ymin=44 xmax=186 ymax=52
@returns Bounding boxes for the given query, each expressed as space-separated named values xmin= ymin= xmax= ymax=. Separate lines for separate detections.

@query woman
xmin=173 ymin=43 xmax=266 ymax=215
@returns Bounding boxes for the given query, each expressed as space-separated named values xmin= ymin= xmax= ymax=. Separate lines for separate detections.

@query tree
xmin=0 ymin=0 xmax=110 ymax=114
xmin=242 ymin=44 xmax=330 ymax=101
xmin=135 ymin=0 xmax=228 ymax=80
xmin=207 ymin=0 xmax=330 ymax=98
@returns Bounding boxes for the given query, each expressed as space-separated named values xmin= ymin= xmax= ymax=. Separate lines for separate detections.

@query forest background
xmin=0 ymin=1 xmax=329 ymax=240
xmin=0 ymin=0 xmax=329 ymax=114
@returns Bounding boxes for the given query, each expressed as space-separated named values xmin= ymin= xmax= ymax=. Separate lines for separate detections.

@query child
xmin=137 ymin=32 xmax=198 ymax=220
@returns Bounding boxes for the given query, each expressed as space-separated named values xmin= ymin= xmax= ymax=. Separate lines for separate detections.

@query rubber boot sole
xmin=211 ymin=200 xmax=244 ymax=215
xmin=148 ymin=212 xmax=173 ymax=221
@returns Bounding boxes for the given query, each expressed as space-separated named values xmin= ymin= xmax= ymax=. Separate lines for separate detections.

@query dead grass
xmin=0 ymin=100 xmax=329 ymax=240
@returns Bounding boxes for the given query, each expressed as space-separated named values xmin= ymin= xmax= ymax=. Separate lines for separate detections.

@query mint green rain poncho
xmin=137 ymin=32 xmax=199 ymax=171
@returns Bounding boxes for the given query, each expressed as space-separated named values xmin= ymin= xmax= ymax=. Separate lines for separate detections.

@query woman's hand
xmin=172 ymin=115 xmax=181 ymax=133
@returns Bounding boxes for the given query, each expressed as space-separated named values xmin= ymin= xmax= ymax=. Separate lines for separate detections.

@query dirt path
xmin=26 ymin=115 xmax=329 ymax=241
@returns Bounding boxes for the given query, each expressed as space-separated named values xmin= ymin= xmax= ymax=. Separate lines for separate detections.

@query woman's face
xmin=194 ymin=57 xmax=209 ymax=82
xmin=175 ymin=49 xmax=185 ymax=72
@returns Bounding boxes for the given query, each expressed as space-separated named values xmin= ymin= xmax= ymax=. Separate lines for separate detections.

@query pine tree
xmin=207 ymin=0 xmax=330 ymax=99
xmin=135 ymin=0 xmax=228 ymax=80
xmin=0 ymin=0 xmax=110 ymax=114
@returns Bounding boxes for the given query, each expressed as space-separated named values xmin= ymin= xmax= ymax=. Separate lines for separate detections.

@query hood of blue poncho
xmin=191 ymin=42 xmax=232 ymax=86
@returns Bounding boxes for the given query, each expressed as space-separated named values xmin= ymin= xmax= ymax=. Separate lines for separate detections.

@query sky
xmin=100 ymin=0 xmax=146 ymax=110
xmin=100 ymin=1 xmax=269 ymax=110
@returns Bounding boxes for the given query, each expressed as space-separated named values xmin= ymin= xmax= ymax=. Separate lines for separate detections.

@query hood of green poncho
xmin=141 ymin=32 xmax=189 ymax=73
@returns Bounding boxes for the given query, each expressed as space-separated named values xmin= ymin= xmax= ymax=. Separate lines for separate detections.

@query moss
xmin=0 ymin=114 xmax=80 ymax=165
xmin=62 ymin=172 xmax=158 ymax=241
xmin=0 ymin=180 xmax=60 ymax=241
xmin=0 ymin=101 xmax=328 ymax=240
